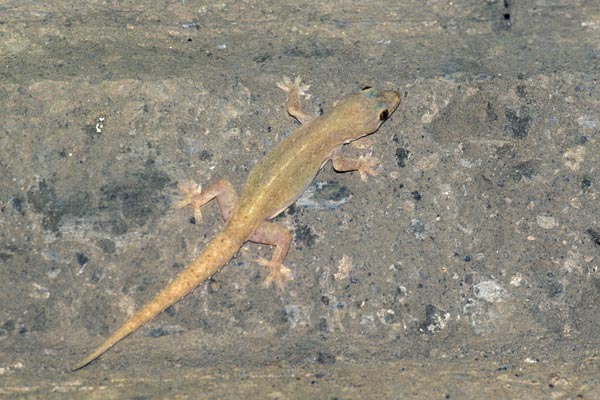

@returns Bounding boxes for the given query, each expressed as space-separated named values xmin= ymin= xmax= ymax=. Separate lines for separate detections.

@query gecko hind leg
xmin=175 ymin=180 xmax=293 ymax=290
xmin=276 ymin=76 xmax=315 ymax=125
xmin=250 ymin=221 xmax=293 ymax=291
xmin=173 ymin=179 xmax=238 ymax=223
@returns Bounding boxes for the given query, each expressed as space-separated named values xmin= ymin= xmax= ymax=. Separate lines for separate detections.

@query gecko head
xmin=334 ymin=86 xmax=401 ymax=143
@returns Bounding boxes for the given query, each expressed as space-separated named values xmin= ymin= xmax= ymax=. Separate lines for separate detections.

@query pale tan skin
xmin=72 ymin=77 xmax=401 ymax=370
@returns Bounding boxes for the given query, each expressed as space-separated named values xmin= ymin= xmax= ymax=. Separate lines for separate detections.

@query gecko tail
xmin=71 ymin=231 xmax=242 ymax=371
xmin=71 ymin=324 xmax=133 ymax=371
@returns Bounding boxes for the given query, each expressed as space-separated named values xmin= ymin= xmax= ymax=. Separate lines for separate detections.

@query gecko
xmin=72 ymin=76 xmax=401 ymax=370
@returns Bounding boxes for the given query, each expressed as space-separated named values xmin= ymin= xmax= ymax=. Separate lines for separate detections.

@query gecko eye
xmin=361 ymin=86 xmax=372 ymax=91
xmin=379 ymin=109 xmax=389 ymax=120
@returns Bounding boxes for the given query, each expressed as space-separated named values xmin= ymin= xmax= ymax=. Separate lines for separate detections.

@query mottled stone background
xmin=1 ymin=1 xmax=598 ymax=398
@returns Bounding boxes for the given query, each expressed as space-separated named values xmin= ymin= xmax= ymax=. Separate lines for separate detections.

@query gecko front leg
xmin=330 ymin=147 xmax=382 ymax=182
xmin=277 ymin=76 xmax=314 ymax=125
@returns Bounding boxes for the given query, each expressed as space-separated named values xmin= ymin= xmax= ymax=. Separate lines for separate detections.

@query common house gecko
xmin=72 ymin=77 xmax=401 ymax=370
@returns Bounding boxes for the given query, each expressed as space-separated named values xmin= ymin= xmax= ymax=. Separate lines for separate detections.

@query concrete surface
xmin=0 ymin=1 xmax=599 ymax=398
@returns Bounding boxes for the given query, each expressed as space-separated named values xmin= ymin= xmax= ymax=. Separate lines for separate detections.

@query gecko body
xmin=73 ymin=77 xmax=400 ymax=370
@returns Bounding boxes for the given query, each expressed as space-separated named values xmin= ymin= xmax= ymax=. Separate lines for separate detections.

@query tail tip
xmin=70 ymin=355 xmax=95 ymax=371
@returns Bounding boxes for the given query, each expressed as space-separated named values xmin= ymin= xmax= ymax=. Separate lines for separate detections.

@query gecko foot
xmin=276 ymin=76 xmax=311 ymax=99
xmin=173 ymin=181 xmax=204 ymax=222
xmin=257 ymin=258 xmax=294 ymax=291
xmin=357 ymin=154 xmax=382 ymax=182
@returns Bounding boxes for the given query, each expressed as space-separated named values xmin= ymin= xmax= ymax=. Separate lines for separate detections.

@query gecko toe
xmin=357 ymin=154 xmax=382 ymax=182
xmin=277 ymin=76 xmax=311 ymax=98
xmin=173 ymin=181 xmax=204 ymax=221
xmin=257 ymin=258 xmax=294 ymax=290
